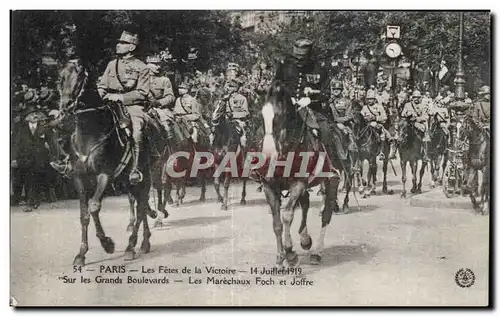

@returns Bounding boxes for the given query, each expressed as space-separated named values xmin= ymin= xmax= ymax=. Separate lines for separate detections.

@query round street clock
xmin=385 ymin=42 xmax=402 ymax=58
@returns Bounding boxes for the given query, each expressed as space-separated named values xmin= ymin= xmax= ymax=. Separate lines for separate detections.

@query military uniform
xmin=97 ymin=31 xmax=151 ymax=183
xmin=211 ymin=77 xmax=250 ymax=147
xmin=274 ymin=40 xmax=332 ymax=158
xmin=329 ymin=79 xmax=357 ymax=160
xmin=400 ymin=90 xmax=430 ymax=161
xmin=427 ymin=100 xmax=451 ymax=137
xmin=470 ymin=86 xmax=490 ymax=129
xmin=173 ymin=84 xmax=206 ymax=143
xmin=361 ymin=90 xmax=393 ymax=159
xmin=145 ymin=55 xmax=176 ymax=139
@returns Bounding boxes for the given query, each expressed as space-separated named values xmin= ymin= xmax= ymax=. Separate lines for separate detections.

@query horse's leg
xmin=126 ymin=192 xmax=136 ymax=232
xmin=73 ymin=176 xmax=91 ymax=266
xmin=466 ymin=166 xmax=479 ymax=210
xmin=439 ymin=151 xmax=448 ymax=185
xmin=180 ymin=181 xmax=186 ymax=204
xmin=221 ymin=174 xmax=230 ymax=211
xmin=311 ymin=176 xmax=340 ymax=264
xmin=214 ymin=175 xmax=223 ymax=203
xmin=429 ymin=157 xmax=436 ymax=188
xmin=417 ymin=161 xmax=426 ymax=194
xmin=298 ymin=190 xmax=312 ymax=251
xmin=199 ymin=174 xmax=206 ymax=202
xmin=262 ymin=183 xmax=284 ymax=266
xmin=401 ymin=159 xmax=407 ymax=198
xmin=138 ymin=182 xmax=152 ymax=254
xmin=358 ymin=159 xmax=366 ymax=198
xmin=89 ymin=173 xmax=115 ymax=254
xmin=382 ymin=157 xmax=389 ymax=194
xmin=481 ymin=166 xmax=490 ymax=215
xmin=240 ymin=178 xmax=247 ymax=205
xmin=369 ymin=159 xmax=377 ymax=195
xmin=282 ymin=181 xmax=306 ymax=267
xmin=409 ymin=160 xmax=418 ymax=194
xmin=165 ymin=181 xmax=174 ymax=205
xmin=342 ymin=168 xmax=352 ymax=213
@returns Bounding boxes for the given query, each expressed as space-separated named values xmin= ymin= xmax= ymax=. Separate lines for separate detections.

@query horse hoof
xmin=416 ymin=188 xmax=422 ymax=194
xmin=300 ymin=235 xmax=312 ymax=250
xmin=276 ymin=254 xmax=286 ymax=267
xmin=167 ymin=198 xmax=174 ymax=205
xmin=370 ymin=190 xmax=376 ymax=196
xmin=286 ymin=251 xmax=299 ymax=267
xmin=161 ymin=211 xmax=169 ymax=219
xmin=73 ymin=255 xmax=85 ymax=267
xmin=147 ymin=210 xmax=157 ymax=219
xmin=410 ymin=188 xmax=416 ymax=194
xmin=124 ymin=250 xmax=136 ymax=261
xmin=400 ymin=192 xmax=406 ymax=198
xmin=362 ymin=194 xmax=369 ymax=199
xmin=139 ymin=242 xmax=151 ymax=254
xmin=23 ymin=207 xmax=33 ymax=213
xmin=256 ymin=186 xmax=263 ymax=193
xmin=101 ymin=237 xmax=115 ymax=254
xmin=382 ymin=187 xmax=388 ymax=194
xmin=126 ymin=224 xmax=134 ymax=232
xmin=153 ymin=219 xmax=163 ymax=228
xmin=310 ymin=254 xmax=321 ymax=265
xmin=387 ymin=189 xmax=394 ymax=195
xmin=218 ymin=197 xmax=224 ymax=203
xmin=240 ymin=199 xmax=247 ymax=205
xmin=221 ymin=205 xmax=228 ymax=211
xmin=342 ymin=204 xmax=349 ymax=213
xmin=362 ymin=180 xmax=367 ymax=186
xmin=199 ymin=197 xmax=206 ymax=203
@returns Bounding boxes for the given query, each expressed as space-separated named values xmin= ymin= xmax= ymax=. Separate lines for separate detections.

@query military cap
xmin=293 ymin=38 xmax=313 ymax=56
xmin=178 ymin=81 xmax=192 ymax=90
xmin=118 ymin=31 xmax=139 ymax=45
xmin=330 ymin=79 xmax=343 ymax=90
xmin=478 ymin=85 xmax=490 ymax=95
xmin=24 ymin=89 xmax=37 ymax=103
xmin=146 ymin=54 xmax=162 ymax=64
xmin=366 ymin=89 xmax=377 ymax=100
xmin=411 ymin=90 xmax=422 ymax=98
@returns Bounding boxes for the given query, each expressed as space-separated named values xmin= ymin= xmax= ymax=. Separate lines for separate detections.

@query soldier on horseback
xmin=274 ymin=38 xmax=336 ymax=159
xmin=470 ymin=85 xmax=490 ymax=130
xmin=173 ymin=81 xmax=207 ymax=144
xmin=97 ymin=30 xmax=152 ymax=184
xmin=360 ymin=89 xmax=395 ymax=160
xmin=211 ymin=77 xmax=250 ymax=148
xmin=399 ymin=90 xmax=430 ymax=162
xmin=146 ymin=54 xmax=176 ymax=139
xmin=329 ymin=79 xmax=357 ymax=162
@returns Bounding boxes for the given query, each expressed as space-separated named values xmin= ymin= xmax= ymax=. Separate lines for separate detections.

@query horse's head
xmin=58 ymin=59 xmax=88 ymax=111
xmin=261 ymin=80 xmax=297 ymax=157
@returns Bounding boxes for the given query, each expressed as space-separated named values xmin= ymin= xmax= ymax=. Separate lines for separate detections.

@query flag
xmin=438 ymin=60 xmax=448 ymax=81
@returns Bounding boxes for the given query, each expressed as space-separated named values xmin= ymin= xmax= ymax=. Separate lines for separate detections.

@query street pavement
xmin=10 ymin=159 xmax=489 ymax=306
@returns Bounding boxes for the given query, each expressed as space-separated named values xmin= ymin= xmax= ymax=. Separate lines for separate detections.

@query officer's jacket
xmin=225 ymin=93 xmax=250 ymax=120
xmin=427 ymin=102 xmax=449 ymax=122
xmin=97 ymin=56 xmax=149 ymax=106
xmin=173 ymin=94 xmax=201 ymax=121
xmin=329 ymin=97 xmax=354 ymax=124
xmin=377 ymin=91 xmax=390 ymax=105
xmin=274 ymin=56 xmax=330 ymax=113
xmin=470 ymin=100 xmax=491 ymax=125
xmin=401 ymin=102 xmax=429 ymax=122
xmin=148 ymin=73 xmax=175 ymax=108
xmin=361 ymin=103 xmax=387 ymax=124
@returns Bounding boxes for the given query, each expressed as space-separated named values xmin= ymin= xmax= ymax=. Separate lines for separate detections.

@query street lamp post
xmin=454 ymin=12 xmax=466 ymax=101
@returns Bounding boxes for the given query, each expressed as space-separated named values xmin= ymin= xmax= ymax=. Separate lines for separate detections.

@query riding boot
xmin=129 ymin=139 xmax=143 ymax=185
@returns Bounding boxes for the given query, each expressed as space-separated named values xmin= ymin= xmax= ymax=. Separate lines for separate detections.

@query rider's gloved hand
xmin=296 ymin=97 xmax=311 ymax=108
xmin=370 ymin=121 xmax=378 ymax=128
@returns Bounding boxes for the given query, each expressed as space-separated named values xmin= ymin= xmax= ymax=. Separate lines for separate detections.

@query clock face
xmin=385 ymin=43 xmax=402 ymax=58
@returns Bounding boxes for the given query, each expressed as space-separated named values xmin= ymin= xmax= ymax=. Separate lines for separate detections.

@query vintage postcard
xmin=10 ymin=10 xmax=491 ymax=306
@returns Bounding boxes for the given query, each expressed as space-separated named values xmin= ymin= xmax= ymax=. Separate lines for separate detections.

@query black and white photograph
xmin=9 ymin=10 xmax=491 ymax=306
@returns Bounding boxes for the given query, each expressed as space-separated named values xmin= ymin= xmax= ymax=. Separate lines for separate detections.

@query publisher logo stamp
xmin=455 ymin=268 xmax=475 ymax=288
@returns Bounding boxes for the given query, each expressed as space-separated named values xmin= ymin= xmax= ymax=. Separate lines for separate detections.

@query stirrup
xmin=129 ymin=169 xmax=143 ymax=184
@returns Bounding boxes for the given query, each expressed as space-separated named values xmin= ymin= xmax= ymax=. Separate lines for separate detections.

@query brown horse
xmin=462 ymin=117 xmax=490 ymax=215
xmin=59 ymin=60 xmax=163 ymax=266
xmin=255 ymin=81 xmax=341 ymax=266
xmin=428 ymin=115 xmax=449 ymax=188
